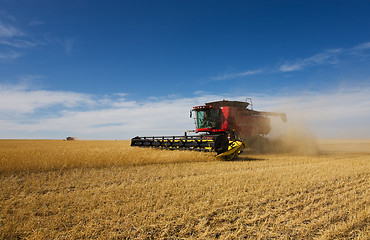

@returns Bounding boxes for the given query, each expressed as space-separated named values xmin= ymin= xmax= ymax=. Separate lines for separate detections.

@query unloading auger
xmin=131 ymin=99 xmax=286 ymax=160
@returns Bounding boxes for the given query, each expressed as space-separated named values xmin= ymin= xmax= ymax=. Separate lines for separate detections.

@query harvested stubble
xmin=0 ymin=139 xmax=369 ymax=239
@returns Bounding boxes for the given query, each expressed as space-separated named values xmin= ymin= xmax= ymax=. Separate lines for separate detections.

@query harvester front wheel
xmin=213 ymin=133 xmax=229 ymax=154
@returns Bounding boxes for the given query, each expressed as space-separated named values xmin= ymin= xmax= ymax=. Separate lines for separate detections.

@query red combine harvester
xmin=131 ymin=99 xmax=286 ymax=159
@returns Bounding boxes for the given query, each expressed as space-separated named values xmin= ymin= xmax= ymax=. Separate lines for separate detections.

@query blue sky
xmin=1 ymin=0 xmax=370 ymax=139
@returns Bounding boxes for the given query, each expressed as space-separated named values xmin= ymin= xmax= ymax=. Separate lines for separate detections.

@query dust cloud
xmin=246 ymin=86 xmax=370 ymax=154
xmin=246 ymin=102 xmax=320 ymax=155
xmin=266 ymin=119 xmax=318 ymax=155
xmin=244 ymin=118 xmax=318 ymax=155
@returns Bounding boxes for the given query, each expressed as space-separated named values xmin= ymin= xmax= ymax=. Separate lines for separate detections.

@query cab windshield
xmin=195 ymin=109 xmax=218 ymax=129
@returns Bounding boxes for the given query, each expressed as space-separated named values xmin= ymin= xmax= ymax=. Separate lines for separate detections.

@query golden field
xmin=0 ymin=139 xmax=369 ymax=239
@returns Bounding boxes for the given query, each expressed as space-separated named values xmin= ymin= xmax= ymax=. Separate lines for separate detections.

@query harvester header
xmin=131 ymin=99 xmax=286 ymax=159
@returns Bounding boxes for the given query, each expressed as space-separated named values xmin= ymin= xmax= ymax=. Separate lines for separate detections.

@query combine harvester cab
xmin=131 ymin=99 xmax=286 ymax=160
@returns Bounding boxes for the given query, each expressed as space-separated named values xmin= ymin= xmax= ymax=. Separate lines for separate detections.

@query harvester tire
xmin=214 ymin=133 xmax=229 ymax=154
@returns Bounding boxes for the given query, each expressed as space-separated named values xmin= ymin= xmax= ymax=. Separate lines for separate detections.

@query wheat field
xmin=0 ymin=139 xmax=369 ymax=239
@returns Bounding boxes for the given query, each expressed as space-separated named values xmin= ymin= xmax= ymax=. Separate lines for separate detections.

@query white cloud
xmin=0 ymin=84 xmax=94 ymax=114
xmin=0 ymin=50 xmax=20 ymax=60
xmin=211 ymin=41 xmax=370 ymax=77
xmin=1 ymin=83 xmax=370 ymax=139
xmin=0 ymin=39 xmax=39 ymax=48
xmin=280 ymin=51 xmax=340 ymax=72
xmin=61 ymin=38 xmax=75 ymax=55
xmin=29 ymin=20 xmax=44 ymax=26
xmin=1 ymin=15 xmax=78 ymax=59
xmin=0 ymin=18 xmax=43 ymax=60
xmin=352 ymin=42 xmax=370 ymax=50
xmin=212 ymin=69 xmax=262 ymax=81
xmin=0 ymin=21 xmax=23 ymax=38
xmin=279 ymin=42 xmax=370 ymax=72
